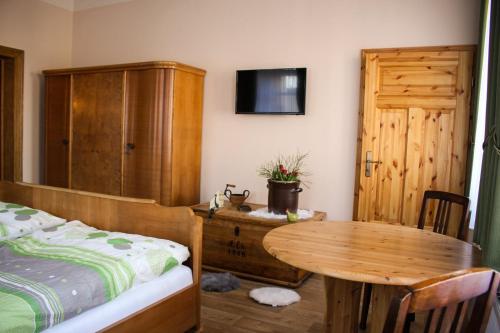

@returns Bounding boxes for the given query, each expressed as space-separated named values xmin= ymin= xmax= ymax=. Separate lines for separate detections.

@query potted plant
xmin=258 ymin=153 xmax=308 ymax=214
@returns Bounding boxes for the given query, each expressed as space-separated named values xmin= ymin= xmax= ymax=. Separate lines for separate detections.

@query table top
xmin=191 ymin=202 xmax=326 ymax=227
xmin=262 ymin=221 xmax=481 ymax=286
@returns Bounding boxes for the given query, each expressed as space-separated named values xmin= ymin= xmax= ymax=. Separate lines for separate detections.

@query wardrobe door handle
xmin=125 ymin=143 xmax=135 ymax=154
xmin=62 ymin=139 xmax=69 ymax=145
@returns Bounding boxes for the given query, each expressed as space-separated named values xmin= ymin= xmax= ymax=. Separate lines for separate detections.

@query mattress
xmin=43 ymin=265 xmax=193 ymax=333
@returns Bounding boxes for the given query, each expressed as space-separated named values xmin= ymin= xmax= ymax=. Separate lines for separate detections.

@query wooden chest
xmin=192 ymin=202 xmax=326 ymax=287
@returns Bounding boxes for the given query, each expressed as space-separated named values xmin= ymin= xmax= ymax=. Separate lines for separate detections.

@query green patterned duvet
xmin=0 ymin=221 xmax=190 ymax=332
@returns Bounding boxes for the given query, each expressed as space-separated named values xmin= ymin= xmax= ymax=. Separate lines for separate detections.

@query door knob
xmin=365 ymin=151 xmax=382 ymax=177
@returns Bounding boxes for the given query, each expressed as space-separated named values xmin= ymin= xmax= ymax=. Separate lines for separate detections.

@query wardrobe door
xmin=44 ymin=75 xmax=70 ymax=187
xmin=166 ymin=69 xmax=204 ymax=206
xmin=122 ymin=69 xmax=164 ymax=201
xmin=71 ymin=72 xmax=124 ymax=195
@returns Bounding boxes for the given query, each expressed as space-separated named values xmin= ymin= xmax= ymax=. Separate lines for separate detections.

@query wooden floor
xmin=200 ymin=274 xmax=430 ymax=333
xmin=201 ymin=274 xmax=326 ymax=333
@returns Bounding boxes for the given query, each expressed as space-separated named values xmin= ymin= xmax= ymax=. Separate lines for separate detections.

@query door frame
xmin=352 ymin=45 xmax=476 ymax=221
xmin=0 ymin=45 xmax=24 ymax=182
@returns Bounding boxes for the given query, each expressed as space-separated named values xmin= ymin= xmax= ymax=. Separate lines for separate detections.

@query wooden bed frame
xmin=0 ymin=181 xmax=203 ymax=333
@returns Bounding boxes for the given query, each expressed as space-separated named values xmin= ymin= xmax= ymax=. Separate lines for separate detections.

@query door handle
xmin=365 ymin=151 xmax=382 ymax=177
xmin=125 ymin=143 xmax=135 ymax=154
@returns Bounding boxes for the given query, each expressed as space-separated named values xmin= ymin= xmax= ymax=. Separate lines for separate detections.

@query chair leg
xmin=360 ymin=283 xmax=372 ymax=330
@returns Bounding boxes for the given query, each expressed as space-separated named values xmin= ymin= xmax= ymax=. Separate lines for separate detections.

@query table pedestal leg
xmin=369 ymin=284 xmax=400 ymax=333
xmin=323 ymin=276 xmax=362 ymax=333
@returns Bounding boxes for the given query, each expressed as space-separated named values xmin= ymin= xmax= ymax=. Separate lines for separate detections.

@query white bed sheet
xmin=43 ymin=265 xmax=193 ymax=333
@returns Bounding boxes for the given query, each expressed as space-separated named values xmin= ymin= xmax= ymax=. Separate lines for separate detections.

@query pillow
xmin=30 ymin=220 xmax=191 ymax=284
xmin=0 ymin=201 xmax=66 ymax=241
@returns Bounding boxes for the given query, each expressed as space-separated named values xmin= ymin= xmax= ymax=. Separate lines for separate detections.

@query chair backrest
xmin=383 ymin=268 xmax=500 ymax=333
xmin=417 ymin=190 xmax=470 ymax=240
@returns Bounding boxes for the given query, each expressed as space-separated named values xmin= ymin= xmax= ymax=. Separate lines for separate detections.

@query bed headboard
xmin=0 ymin=181 xmax=203 ymax=283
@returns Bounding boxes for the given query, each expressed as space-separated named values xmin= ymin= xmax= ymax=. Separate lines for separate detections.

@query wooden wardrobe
xmin=43 ymin=61 xmax=205 ymax=206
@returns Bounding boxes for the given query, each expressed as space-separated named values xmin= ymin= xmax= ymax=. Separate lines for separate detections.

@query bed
xmin=0 ymin=181 xmax=203 ymax=333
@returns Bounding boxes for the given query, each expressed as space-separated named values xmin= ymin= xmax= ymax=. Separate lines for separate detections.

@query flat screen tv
xmin=236 ymin=68 xmax=306 ymax=115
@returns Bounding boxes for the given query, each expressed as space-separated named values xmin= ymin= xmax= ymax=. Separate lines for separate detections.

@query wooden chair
xmin=360 ymin=190 xmax=471 ymax=329
xmin=417 ymin=190 xmax=470 ymax=240
xmin=383 ymin=268 xmax=499 ymax=333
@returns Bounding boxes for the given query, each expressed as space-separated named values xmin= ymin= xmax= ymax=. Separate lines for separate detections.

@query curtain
xmin=474 ymin=0 xmax=500 ymax=271
xmin=465 ymin=0 xmax=488 ymax=196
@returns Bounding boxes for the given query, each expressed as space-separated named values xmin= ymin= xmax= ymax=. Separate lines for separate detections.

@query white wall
xmin=0 ymin=0 xmax=73 ymax=182
xmin=70 ymin=0 xmax=479 ymax=218
xmin=2 ymin=0 xmax=480 ymax=219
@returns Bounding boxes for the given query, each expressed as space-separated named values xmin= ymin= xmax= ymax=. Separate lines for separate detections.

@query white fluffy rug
xmin=248 ymin=208 xmax=313 ymax=220
xmin=249 ymin=287 xmax=301 ymax=307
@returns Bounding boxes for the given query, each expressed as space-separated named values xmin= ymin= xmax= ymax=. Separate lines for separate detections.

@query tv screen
xmin=236 ymin=68 xmax=306 ymax=115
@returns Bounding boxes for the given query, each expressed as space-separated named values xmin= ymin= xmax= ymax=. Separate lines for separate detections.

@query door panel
xmin=380 ymin=66 xmax=457 ymax=88
xmin=122 ymin=69 xmax=164 ymax=201
xmin=0 ymin=57 xmax=15 ymax=181
xmin=379 ymin=66 xmax=457 ymax=97
xmin=71 ymin=72 xmax=124 ymax=195
xmin=45 ymin=75 xmax=70 ymax=187
xmin=402 ymin=108 xmax=455 ymax=226
xmin=373 ymin=109 xmax=407 ymax=222
xmin=401 ymin=108 xmax=424 ymax=226
xmin=355 ymin=46 xmax=473 ymax=231
xmin=0 ymin=60 xmax=2 ymax=178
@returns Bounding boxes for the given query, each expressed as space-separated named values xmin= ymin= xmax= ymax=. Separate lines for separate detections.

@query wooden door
xmin=71 ymin=72 xmax=124 ymax=195
xmin=0 ymin=46 xmax=23 ymax=182
xmin=122 ymin=69 xmax=165 ymax=201
xmin=354 ymin=46 xmax=474 ymax=233
xmin=0 ymin=61 xmax=2 ymax=177
xmin=0 ymin=56 xmax=15 ymax=181
xmin=44 ymin=75 xmax=71 ymax=187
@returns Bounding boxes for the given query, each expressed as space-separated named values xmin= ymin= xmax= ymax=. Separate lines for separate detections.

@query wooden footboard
xmin=103 ymin=285 xmax=198 ymax=333
xmin=0 ymin=181 xmax=203 ymax=332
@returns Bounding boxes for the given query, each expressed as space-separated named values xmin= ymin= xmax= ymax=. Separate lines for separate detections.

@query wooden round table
xmin=262 ymin=221 xmax=481 ymax=333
